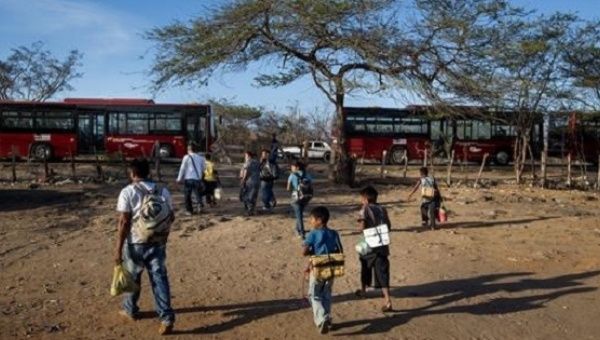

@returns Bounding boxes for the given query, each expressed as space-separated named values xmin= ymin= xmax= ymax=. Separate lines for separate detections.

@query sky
xmin=0 ymin=0 xmax=598 ymax=114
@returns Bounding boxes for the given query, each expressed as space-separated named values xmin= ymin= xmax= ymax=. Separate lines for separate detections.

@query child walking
xmin=407 ymin=167 xmax=441 ymax=230
xmin=302 ymin=206 xmax=343 ymax=334
xmin=356 ymin=186 xmax=393 ymax=312
xmin=203 ymin=153 xmax=220 ymax=206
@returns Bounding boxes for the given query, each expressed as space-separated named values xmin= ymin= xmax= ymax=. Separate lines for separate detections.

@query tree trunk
xmin=541 ymin=114 xmax=549 ymax=188
xmin=332 ymin=92 xmax=352 ymax=185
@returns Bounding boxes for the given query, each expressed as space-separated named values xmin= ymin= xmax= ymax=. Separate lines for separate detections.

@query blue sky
xmin=0 ymin=0 xmax=598 ymax=114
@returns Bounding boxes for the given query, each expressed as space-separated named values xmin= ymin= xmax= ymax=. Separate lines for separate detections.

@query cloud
xmin=0 ymin=0 xmax=146 ymax=57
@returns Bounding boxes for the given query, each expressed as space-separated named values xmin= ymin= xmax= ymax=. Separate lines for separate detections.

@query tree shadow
xmin=0 ymin=189 xmax=83 ymax=212
xmin=140 ymin=270 xmax=597 ymax=336
xmin=399 ymin=216 xmax=561 ymax=233
xmin=333 ymin=271 xmax=599 ymax=336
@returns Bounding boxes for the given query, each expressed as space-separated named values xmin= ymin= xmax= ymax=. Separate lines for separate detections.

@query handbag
xmin=310 ymin=232 xmax=345 ymax=281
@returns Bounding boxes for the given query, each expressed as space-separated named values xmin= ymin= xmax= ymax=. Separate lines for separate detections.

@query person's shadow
xmin=145 ymin=270 xmax=598 ymax=335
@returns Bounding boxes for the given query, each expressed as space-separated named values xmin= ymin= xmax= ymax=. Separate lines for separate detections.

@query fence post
xmin=403 ymin=154 xmax=408 ymax=179
xmin=154 ymin=141 xmax=161 ymax=182
xmin=93 ymin=146 xmax=103 ymax=181
xmin=69 ymin=147 xmax=76 ymax=178
xmin=567 ymin=153 xmax=572 ymax=188
xmin=474 ymin=153 xmax=489 ymax=189
xmin=11 ymin=145 xmax=17 ymax=183
xmin=43 ymin=155 xmax=49 ymax=182
xmin=26 ymin=143 xmax=33 ymax=174
xmin=302 ymin=140 xmax=309 ymax=165
xmin=423 ymin=149 xmax=428 ymax=167
xmin=447 ymin=150 xmax=455 ymax=187
xmin=119 ymin=145 xmax=127 ymax=180
xmin=597 ymin=154 xmax=600 ymax=191
xmin=380 ymin=150 xmax=387 ymax=179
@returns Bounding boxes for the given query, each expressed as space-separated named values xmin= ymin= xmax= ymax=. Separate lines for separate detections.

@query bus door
xmin=185 ymin=112 xmax=207 ymax=151
xmin=77 ymin=112 xmax=105 ymax=153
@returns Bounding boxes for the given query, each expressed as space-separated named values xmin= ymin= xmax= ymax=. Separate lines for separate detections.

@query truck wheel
xmin=158 ymin=144 xmax=173 ymax=158
xmin=323 ymin=152 xmax=331 ymax=162
xmin=390 ymin=147 xmax=407 ymax=165
xmin=32 ymin=143 xmax=52 ymax=161
xmin=494 ymin=150 xmax=510 ymax=166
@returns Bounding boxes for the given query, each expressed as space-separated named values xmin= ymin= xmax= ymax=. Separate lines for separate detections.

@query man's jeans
xmin=122 ymin=243 xmax=175 ymax=325
xmin=184 ymin=179 xmax=204 ymax=213
xmin=291 ymin=201 xmax=306 ymax=236
xmin=243 ymin=181 xmax=260 ymax=212
xmin=308 ymin=275 xmax=333 ymax=327
xmin=260 ymin=180 xmax=275 ymax=209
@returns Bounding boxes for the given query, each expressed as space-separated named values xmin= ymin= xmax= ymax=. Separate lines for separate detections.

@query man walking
xmin=240 ymin=151 xmax=261 ymax=215
xmin=114 ymin=159 xmax=175 ymax=335
xmin=177 ymin=143 xmax=206 ymax=215
xmin=259 ymin=149 xmax=278 ymax=212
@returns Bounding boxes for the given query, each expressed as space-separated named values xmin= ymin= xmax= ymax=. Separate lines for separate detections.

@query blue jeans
xmin=184 ymin=179 xmax=204 ymax=213
xmin=291 ymin=201 xmax=306 ymax=236
xmin=260 ymin=181 xmax=275 ymax=209
xmin=122 ymin=243 xmax=174 ymax=325
xmin=243 ymin=181 xmax=260 ymax=212
xmin=308 ymin=275 xmax=333 ymax=327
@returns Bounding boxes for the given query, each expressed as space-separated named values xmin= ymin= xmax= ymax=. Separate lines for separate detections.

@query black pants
xmin=421 ymin=200 xmax=439 ymax=228
xmin=204 ymin=181 xmax=218 ymax=205
xmin=184 ymin=179 xmax=204 ymax=213
xmin=360 ymin=253 xmax=390 ymax=289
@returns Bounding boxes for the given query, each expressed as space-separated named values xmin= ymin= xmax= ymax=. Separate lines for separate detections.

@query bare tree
xmin=0 ymin=42 xmax=83 ymax=101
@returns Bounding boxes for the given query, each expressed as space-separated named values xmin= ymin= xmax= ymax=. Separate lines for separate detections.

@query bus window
xmin=152 ymin=113 xmax=181 ymax=133
xmin=492 ymin=124 xmax=515 ymax=137
xmin=126 ymin=113 xmax=149 ymax=134
xmin=35 ymin=112 xmax=74 ymax=130
xmin=456 ymin=120 xmax=473 ymax=140
xmin=2 ymin=111 xmax=34 ymax=129
xmin=395 ymin=117 xmax=427 ymax=134
xmin=474 ymin=121 xmax=492 ymax=139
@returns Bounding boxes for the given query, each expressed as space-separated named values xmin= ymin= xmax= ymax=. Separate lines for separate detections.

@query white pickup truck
xmin=281 ymin=141 xmax=332 ymax=161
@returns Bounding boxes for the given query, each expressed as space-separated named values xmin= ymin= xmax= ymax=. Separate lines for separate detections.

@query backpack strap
xmin=189 ymin=155 xmax=201 ymax=180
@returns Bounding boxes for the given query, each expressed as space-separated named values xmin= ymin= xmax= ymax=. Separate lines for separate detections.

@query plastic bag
xmin=110 ymin=264 xmax=139 ymax=296
xmin=214 ymin=187 xmax=223 ymax=201
xmin=437 ymin=206 xmax=448 ymax=223
xmin=354 ymin=237 xmax=372 ymax=256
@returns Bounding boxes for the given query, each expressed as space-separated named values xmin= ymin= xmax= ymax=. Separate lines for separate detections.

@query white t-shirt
xmin=177 ymin=153 xmax=206 ymax=182
xmin=116 ymin=180 xmax=173 ymax=244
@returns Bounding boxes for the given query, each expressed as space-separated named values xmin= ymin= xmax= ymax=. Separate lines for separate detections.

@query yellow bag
xmin=421 ymin=186 xmax=436 ymax=199
xmin=310 ymin=253 xmax=345 ymax=281
xmin=110 ymin=264 xmax=139 ymax=296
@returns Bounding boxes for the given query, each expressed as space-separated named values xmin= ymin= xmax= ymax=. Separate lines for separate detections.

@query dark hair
xmin=244 ymin=150 xmax=255 ymax=158
xmin=292 ymin=160 xmax=305 ymax=171
xmin=188 ymin=142 xmax=200 ymax=152
xmin=420 ymin=167 xmax=429 ymax=176
xmin=261 ymin=149 xmax=270 ymax=154
xmin=205 ymin=153 xmax=212 ymax=160
xmin=360 ymin=186 xmax=378 ymax=203
xmin=129 ymin=158 xmax=150 ymax=179
xmin=310 ymin=206 xmax=330 ymax=225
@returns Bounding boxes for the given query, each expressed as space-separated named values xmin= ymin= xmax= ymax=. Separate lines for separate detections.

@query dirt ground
xmin=0 ymin=161 xmax=599 ymax=339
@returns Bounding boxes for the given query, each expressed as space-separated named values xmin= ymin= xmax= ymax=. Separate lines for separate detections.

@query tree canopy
xmin=0 ymin=42 xmax=83 ymax=101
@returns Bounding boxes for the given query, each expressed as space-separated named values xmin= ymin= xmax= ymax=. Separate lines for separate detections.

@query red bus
xmin=343 ymin=106 xmax=542 ymax=165
xmin=0 ymin=98 xmax=214 ymax=160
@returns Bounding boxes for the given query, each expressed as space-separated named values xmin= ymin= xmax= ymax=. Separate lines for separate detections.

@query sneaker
xmin=184 ymin=211 xmax=193 ymax=216
xmin=158 ymin=322 xmax=173 ymax=335
xmin=118 ymin=310 xmax=139 ymax=322
xmin=318 ymin=320 xmax=330 ymax=334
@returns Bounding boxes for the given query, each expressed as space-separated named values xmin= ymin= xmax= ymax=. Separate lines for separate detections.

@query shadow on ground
xmin=0 ymin=189 xmax=83 ymax=212
xmin=136 ymin=270 xmax=598 ymax=335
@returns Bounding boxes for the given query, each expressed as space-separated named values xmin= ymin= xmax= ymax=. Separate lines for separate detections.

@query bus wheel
xmin=390 ymin=147 xmax=407 ymax=164
xmin=32 ymin=143 xmax=52 ymax=161
xmin=158 ymin=144 xmax=173 ymax=158
xmin=494 ymin=150 xmax=510 ymax=166
xmin=323 ymin=152 xmax=331 ymax=162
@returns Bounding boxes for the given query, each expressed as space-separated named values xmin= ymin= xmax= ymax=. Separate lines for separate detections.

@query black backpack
xmin=294 ymin=172 xmax=313 ymax=203
xmin=260 ymin=161 xmax=279 ymax=181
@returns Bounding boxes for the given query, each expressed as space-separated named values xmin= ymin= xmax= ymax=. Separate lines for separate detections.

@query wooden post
xmin=403 ymin=154 xmax=408 ymax=179
xmin=302 ymin=140 xmax=309 ymax=165
xmin=43 ymin=155 xmax=49 ymax=182
xmin=154 ymin=141 xmax=161 ymax=182
xmin=69 ymin=148 xmax=76 ymax=178
xmin=567 ymin=153 xmax=572 ymax=188
xmin=26 ymin=143 xmax=33 ymax=174
xmin=119 ymin=145 xmax=127 ymax=180
xmin=11 ymin=145 xmax=17 ymax=183
xmin=141 ymin=146 xmax=147 ymax=160
xmin=446 ymin=150 xmax=455 ymax=186
xmin=541 ymin=150 xmax=547 ymax=188
xmin=93 ymin=146 xmax=103 ymax=180
xmin=474 ymin=153 xmax=489 ymax=189
xmin=423 ymin=149 xmax=428 ymax=167
xmin=380 ymin=150 xmax=387 ymax=179
xmin=597 ymin=154 xmax=600 ymax=191
xmin=430 ymin=148 xmax=435 ymax=177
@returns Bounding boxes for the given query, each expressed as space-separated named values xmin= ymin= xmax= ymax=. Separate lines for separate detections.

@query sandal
xmin=381 ymin=303 xmax=393 ymax=313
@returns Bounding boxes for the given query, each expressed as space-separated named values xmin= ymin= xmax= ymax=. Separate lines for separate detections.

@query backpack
xmin=293 ymin=172 xmax=313 ymax=204
xmin=131 ymin=184 xmax=173 ymax=244
xmin=204 ymin=161 xmax=216 ymax=181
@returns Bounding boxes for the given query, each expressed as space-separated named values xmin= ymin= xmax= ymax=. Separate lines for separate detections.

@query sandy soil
xmin=1 ymin=162 xmax=599 ymax=339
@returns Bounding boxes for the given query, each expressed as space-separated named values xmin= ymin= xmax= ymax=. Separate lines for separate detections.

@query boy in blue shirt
xmin=302 ymin=206 xmax=343 ymax=334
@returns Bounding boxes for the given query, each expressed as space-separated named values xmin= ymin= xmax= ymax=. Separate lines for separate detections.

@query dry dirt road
xmin=1 ymin=164 xmax=599 ymax=339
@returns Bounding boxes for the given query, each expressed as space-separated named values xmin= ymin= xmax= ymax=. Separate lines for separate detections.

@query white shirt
xmin=177 ymin=153 xmax=206 ymax=182
xmin=116 ymin=180 xmax=173 ymax=244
